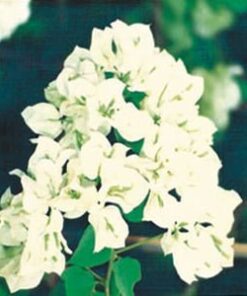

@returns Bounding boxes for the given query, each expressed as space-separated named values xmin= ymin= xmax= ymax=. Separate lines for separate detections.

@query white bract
xmin=0 ymin=0 xmax=31 ymax=42
xmin=89 ymin=205 xmax=129 ymax=252
xmin=0 ymin=20 xmax=242 ymax=292
xmin=22 ymin=103 xmax=62 ymax=138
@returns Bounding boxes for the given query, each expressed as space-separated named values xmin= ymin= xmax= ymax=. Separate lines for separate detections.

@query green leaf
xmin=220 ymin=0 xmax=247 ymax=12
xmin=123 ymin=88 xmax=146 ymax=109
xmin=112 ymin=257 xmax=142 ymax=296
xmin=114 ymin=129 xmax=144 ymax=155
xmin=92 ymin=292 xmax=105 ymax=296
xmin=104 ymin=72 xmax=115 ymax=79
xmin=110 ymin=275 xmax=121 ymax=296
xmin=62 ymin=266 xmax=94 ymax=296
xmin=0 ymin=278 xmax=9 ymax=296
xmin=69 ymin=225 xmax=111 ymax=268
xmin=124 ymin=195 xmax=148 ymax=222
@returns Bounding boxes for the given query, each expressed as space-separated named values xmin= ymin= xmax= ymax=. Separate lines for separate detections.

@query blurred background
xmin=0 ymin=0 xmax=247 ymax=295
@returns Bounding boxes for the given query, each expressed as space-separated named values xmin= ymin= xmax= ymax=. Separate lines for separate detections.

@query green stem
xmin=85 ymin=267 xmax=104 ymax=283
xmin=105 ymin=250 xmax=115 ymax=296
xmin=116 ymin=234 xmax=163 ymax=255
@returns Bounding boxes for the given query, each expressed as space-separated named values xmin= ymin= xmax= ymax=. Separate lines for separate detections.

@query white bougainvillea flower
xmin=28 ymin=136 xmax=74 ymax=172
xmin=100 ymin=157 xmax=149 ymax=213
xmin=0 ymin=191 xmax=28 ymax=246
xmin=143 ymin=187 xmax=179 ymax=229
xmin=22 ymin=103 xmax=62 ymax=138
xmin=127 ymin=154 xmax=175 ymax=192
xmin=148 ymin=185 xmax=241 ymax=234
xmin=161 ymin=228 xmax=234 ymax=284
xmin=51 ymin=158 xmax=98 ymax=219
xmin=44 ymin=81 xmax=66 ymax=109
xmin=87 ymin=78 xmax=126 ymax=135
xmin=143 ymin=59 xmax=203 ymax=121
xmin=0 ymin=0 xmax=31 ymax=42
xmin=58 ymin=100 xmax=91 ymax=150
xmin=157 ymin=185 xmax=241 ymax=284
xmin=19 ymin=160 xmax=63 ymax=213
xmin=0 ymin=246 xmax=40 ymax=293
xmin=11 ymin=139 xmax=72 ymax=213
xmin=169 ymin=150 xmax=221 ymax=191
xmin=55 ymin=47 xmax=99 ymax=100
xmin=90 ymin=20 xmax=155 ymax=77
xmin=11 ymin=137 xmax=73 ymax=213
xmin=89 ymin=205 xmax=129 ymax=252
xmin=20 ymin=210 xmax=70 ymax=275
xmin=183 ymin=116 xmax=217 ymax=155
xmin=141 ymin=123 xmax=191 ymax=160
xmin=64 ymin=46 xmax=99 ymax=84
xmin=0 ymin=20 xmax=243 ymax=292
xmin=79 ymin=132 xmax=111 ymax=180
xmin=113 ymin=103 xmax=155 ymax=142
xmin=178 ymin=186 xmax=242 ymax=234
xmin=56 ymin=68 xmax=96 ymax=100
xmin=4 ymin=210 xmax=70 ymax=293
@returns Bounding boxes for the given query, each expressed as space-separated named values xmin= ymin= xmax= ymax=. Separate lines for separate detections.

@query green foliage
xmin=62 ymin=266 xmax=94 ymax=296
xmin=104 ymin=72 xmax=115 ymax=79
xmin=0 ymin=279 xmax=9 ymax=296
xmin=92 ymin=292 xmax=105 ymax=296
xmin=69 ymin=225 xmax=111 ymax=268
xmin=221 ymin=0 xmax=247 ymax=13
xmin=111 ymin=257 xmax=142 ymax=296
xmin=123 ymin=88 xmax=146 ymax=109
xmin=114 ymin=129 xmax=144 ymax=155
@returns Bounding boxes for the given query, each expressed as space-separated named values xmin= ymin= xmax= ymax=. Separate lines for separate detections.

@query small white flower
xmin=87 ymin=78 xmax=125 ymax=135
xmin=22 ymin=103 xmax=62 ymax=138
xmin=64 ymin=46 xmax=99 ymax=84
xmin=90 ymin=20 xmax=155 ymax=76
xmin=89 ymin=205 xmax=129 ymax=252
xmin=143 ymin=188 xmax=178 ymax=228
xmin=0 ymin=209 xmax=70 ymax=293
xmin=79 ymin=132 xmax=111 ymax=180
xmin=113 ymin=103 xmax=155 ymax=142
xmin=100 ymin=158 xmax=149 ymax=213
xmin=0 ymin=192 xmax=28 ymax=246
xmin=28 ymin=136 xmax=74 ymax=172
xmin=56 ymin=68 xmax=96 ymax=100
xmin=161 ymin=228 xmax=234 ymax=284
xmin=51 ymin=158 xmax=98 ymax=219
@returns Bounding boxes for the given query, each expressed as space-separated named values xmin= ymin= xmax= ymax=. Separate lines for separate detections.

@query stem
xmin=105 ymin=250 xmax=115 ymax=296
xmin=116 ymin=234 xmax=163 ymax=255
xmin=85 ymin=267 xmax=104 ymax=283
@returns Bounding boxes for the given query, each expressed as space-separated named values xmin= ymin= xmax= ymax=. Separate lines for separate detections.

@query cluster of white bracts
xmin=0 ymin=20 xmax=241 ymax=292
xmin=0 ymin=0 xmax=31 ymax=42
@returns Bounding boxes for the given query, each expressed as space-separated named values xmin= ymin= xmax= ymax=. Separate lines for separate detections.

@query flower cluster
xmin=0 ymin=20 xmax=241 ymax=292
xmin=0 ymin=0 xmax=31 ymax=42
